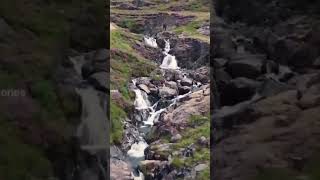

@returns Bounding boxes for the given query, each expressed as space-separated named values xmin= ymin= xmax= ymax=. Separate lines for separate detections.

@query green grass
xmin=171 ymin=157 xmax=184 ymax=169
xmin=119 ymin=18 xmax=143 ymax=33
xmin=173 ymin=20 xmax=209 ymax=42
xmin=169 ymin=115 xmax=210 ymax=173
xmin=0 ymin=0 xmax=105 ymax=178
xmin=254 ymin=155 xmax=320 ymax=180
xmin=110 ymin=100 xmax=126 ymax=144
xmin=0 ymin=117 xmax=53 ymax=180
xmin=172 ymin=121 xmax=210 ymax=149
xmin=110 ymin=28 xmax=156 ymax=102
xmin=111 ymin=30 xmax=133 ymax=52
xmin=197 ymin=167 xmax=210 ymax=180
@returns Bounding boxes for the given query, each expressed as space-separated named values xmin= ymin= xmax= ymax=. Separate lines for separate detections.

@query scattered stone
xmin=159 ymin=86 xmax=177 ymax=98
xmin=88 ymin=72 xmax=108 ymax=91
xmin=194 ymin=164 xmax=208 ymax=172
xmin=227 ymin=54 xmax=265 ymax=78
xmin=258 ymin=79 xmax=293 ymax=97
xmin=165 ymin=81 xmax=178 ymax=90
xmin=313 ymin=57 xmax=320 ymax=68
xmin=178 ymin=86 xmax=191 ymax=95
xmin=180 ymin=77 xmax=193 ymax=86
xmin=93 ymin=49 xmax=109 ymax=62
xmin=138 ymin=84 xmax=151 ymax=94
xmin=170 ymin=134 xmax=182 ymax=143
xmin=214 ymin=58 xmax=228 ymax=68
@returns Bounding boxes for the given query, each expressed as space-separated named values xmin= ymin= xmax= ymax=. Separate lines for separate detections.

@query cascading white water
xmin=144 ymin=36 xmax=158 ymax=48
xmin=76 ymin=87 xmax=108 ymax=146
xmin=134 ymin=89 xmax=151 ymax=110
xmin=160 ymin=39 xmax=179 ymax=70
xmin=127 ymin=140 xmax=149 ymax=168
xmin=164 ymin=39 xmax=171 ymax=53
xmin=127 ymin=38 xmax=191 ymax=180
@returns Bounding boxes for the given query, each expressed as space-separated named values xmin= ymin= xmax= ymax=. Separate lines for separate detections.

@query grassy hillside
xmin=0 ymin=0 xmax=106 ymax=179
xmin=110 ymin=27 xmax=156 ymax=144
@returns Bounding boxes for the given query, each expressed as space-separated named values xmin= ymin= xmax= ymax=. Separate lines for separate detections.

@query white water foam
xmin=144 ymin=36 xmax=158 ymax=48
xmin=134 ymin=89 xmax=151 ymax=110
xmin=160 ymin=39 xmax=179 ymax=70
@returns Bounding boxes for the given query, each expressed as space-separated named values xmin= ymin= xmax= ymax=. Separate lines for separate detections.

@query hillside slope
xmin=110 ymin=0 xmax=211 ymax=179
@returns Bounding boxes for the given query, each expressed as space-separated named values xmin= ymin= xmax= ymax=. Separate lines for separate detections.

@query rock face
xmin=159 ymin=86 xmax=178 ymax=98
xmin=110 ymin=159 xmax=133 ymax=180
xmin=226 ymin=54 xmax=265 ymax=78
xmin=155 ymin=32 xmax=210 ymax=69
xmin=160 ymin=85 xmax=210 ymax=129
xmin=212 ymin=0 xmax=320 ymax=179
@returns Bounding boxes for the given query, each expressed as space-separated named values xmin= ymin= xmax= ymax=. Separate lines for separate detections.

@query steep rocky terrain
xmin=212 ymin=0 xmax=320 ymax=179
xmin=110 ymin=0 xmax=210 ymax=179
xmin=0 ymin=0 xmax=107 ymax=179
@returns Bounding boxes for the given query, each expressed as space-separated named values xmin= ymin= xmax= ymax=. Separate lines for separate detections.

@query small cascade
xmin=160 ymin=39 xmax=179 ymax=70
xmin=134 ymin=89 xmax=151 ymax=110
xmin=126 ymin=38 xmax=197 ymax=179
xmin=76 ymin=87 xmax=108 ymax=146
xmin=144 ymin=36 xmax=158 ymax=48
xmin=69 ymin=55 xmax=108 ymax=180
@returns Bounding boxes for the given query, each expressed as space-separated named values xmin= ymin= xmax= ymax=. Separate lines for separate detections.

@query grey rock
xmin=88 ymin=72 xmax=108 ymax=91
xmin=181 ymin=77 xmax=193 ymax=86
xmin=214 ymin=58 xmax=228 ymax=68
xmin=194 ymin=164 xmax=208 ymax=172
xmin=93 ymin=49 xmax=109 ymax=62
xmin=258 ymin=79 xmax=293 ymax=97
xmin=178 ymin=86 xmax=191 ymax=95
xmin=313 ymin=57 xmax=320 ymax=68
xmin=227 ymin=58 xmax=264 ymax=79
xmin=138 ymin=84 xmax=151 ymax=94
xmin=165 ymin=81 xmax=178 ymax=90
xmin=170 ymin=134 xmax=182 ymax=143
xmin=159 ymin=86 xmax=177 ymax=98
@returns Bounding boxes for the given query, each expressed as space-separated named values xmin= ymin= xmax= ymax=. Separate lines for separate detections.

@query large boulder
xmin=88 ymin=72 xmax=109 ymax=92
xmin=159 ymin=86 xmax=177 ymax=98
xmin=226 ymin=53 xmax=265 ymax=79
xmin=170 ymin=38 xmax=209 ymax=69
xmin=162 ymin=86 xmax=210 ymax=126
xmin=138 ymin=84 xmax=151 ymax=94
xmin=189 ymin=66 xmax=210 ymax=84
xmin=139 ymin=160 xmax=170 ymax=179
xmin=257 ymin=78 xmax=293 ymax=97
xmin=220 ymin=77 xmax=261 ymax=106
xmin=110 ymin=159 xmax=132 ymax=180
xmin=180 ymin=77 xmax=193 ymax=86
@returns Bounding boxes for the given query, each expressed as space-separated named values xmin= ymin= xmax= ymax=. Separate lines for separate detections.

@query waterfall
xmin=70 ymin=55 xmax=108 ymax=180
xmin=160 ymin=39 xmax=179 ymax=70
xmin=76 ymin=87 xmax=108 ymax=146
xmin=126 ymin=37 xmax=191 ymax=179
xmin=144 ymin=36 xmax=158 ymax=48
xmin=134 ymin=89 xmax=151 ymax=110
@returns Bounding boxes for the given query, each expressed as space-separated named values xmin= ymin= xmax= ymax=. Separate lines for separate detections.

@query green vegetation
xmin=197 ymin=168 xmax=210 ymax=180
xmin=171 ymin=157 xmax=184 ymax=169
xmin=173 ymin=21 xmax=208 ymax=42
xmin=110 ymin=100 xmax=126 ymax=144
xmin=0 ymin=117 xmax=52 ymax=180
xmin=119 ymin=18 xmax=143 ymax=33
xmin=169 ymin=115 xmax=210 ymax=178
xmin=110 ymin=26 xmax=157 ymax=144
xmin=255 ymin=155 xmax=320 ymax=180
xmin=173 ymin=121 xmax=210 ymax=149
xmin=0 ymin=0 xmax=105 ymax=178
xmin=184 ymin=0 xmax=210 ymax=11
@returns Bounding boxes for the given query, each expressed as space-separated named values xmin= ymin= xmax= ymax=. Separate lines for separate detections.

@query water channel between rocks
xmin=127 ymin=36 xmax=198 ymax=179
